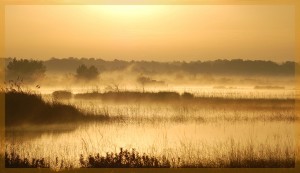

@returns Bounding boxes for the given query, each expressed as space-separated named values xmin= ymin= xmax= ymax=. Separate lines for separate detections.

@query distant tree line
xmin=4 ymin=58 xmax=100 ymax=82
xmin=4 ymin=57 xmax=297 ymax=77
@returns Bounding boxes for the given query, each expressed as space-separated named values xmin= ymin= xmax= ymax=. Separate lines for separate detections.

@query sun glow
xmin=86 ymin=5 xmax=163 ymax=18
xmin=5 ymin=5 xmax=294 ymax=61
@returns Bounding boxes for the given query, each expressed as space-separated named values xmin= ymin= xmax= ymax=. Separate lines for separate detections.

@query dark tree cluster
xmin=76 ymin=64 xmax=99 ymax=80
xmin=6 ymin=58 xmax=46 ymax=82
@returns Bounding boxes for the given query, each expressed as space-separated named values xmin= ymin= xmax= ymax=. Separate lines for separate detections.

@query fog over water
xmin=2 ymin=4 xmax=297 ymax=169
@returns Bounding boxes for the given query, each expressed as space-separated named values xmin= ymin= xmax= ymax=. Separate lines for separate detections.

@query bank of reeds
xmin=74 ymin=91 xmax=295 ymax=107
xmin=4 ymin=147 xmax=295 ymax=169
xmin=3 ymin=89 xmax=110 ymax=127
xmin=5 ymin=151 xmax=50 ymax=168
xmin=79 ymin=148 xmax=171 ymax=168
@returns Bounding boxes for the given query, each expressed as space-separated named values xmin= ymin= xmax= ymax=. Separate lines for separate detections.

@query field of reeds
xmin=3 ymin=86 xmax=298 ymax=170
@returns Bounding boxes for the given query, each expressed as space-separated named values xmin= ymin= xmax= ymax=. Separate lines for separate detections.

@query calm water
xmin=5 ymin=89 xmax=297 ymax=168
xmin=6 ymin=120 xmax=295 ymax=168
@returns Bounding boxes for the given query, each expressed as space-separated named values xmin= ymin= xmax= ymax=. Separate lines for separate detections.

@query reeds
xmin=4 ymin=146 xmax=295 ymax=168
xmin=79 ymin=148 xmax=171 ymax=168
xmin=3 ymin=82 xmax=297 ymax=169
xmin=4 ymin=89 xmax=111 ymax=127
xmin=5 ymin=151 xmax=50 ymax=168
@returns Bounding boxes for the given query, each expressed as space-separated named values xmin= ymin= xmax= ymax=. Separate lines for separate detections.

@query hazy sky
xmin=5 ymin=5 xmax=295 ymax=62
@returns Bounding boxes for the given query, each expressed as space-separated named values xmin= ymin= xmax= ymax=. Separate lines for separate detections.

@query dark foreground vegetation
xmin=5 ymin=148 xmax=295 ymax=168
xmin=79 ymin=148 xmax=171 ymax=168
xmin=5 ymin=91 xmax=86 ymax=126
xmin=3 ymin=84 xmax=109 ymax=126
xmin=5 ymin=149 xmax=171 ymax=169
xmin=5 ymin=152 xmax=50 ymax=168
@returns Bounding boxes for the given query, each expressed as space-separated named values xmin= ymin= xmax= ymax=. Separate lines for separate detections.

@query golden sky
xmin=5 ymin=5 xmax=295 ymax=61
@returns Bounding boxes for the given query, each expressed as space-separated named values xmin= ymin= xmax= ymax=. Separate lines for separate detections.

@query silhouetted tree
xmin=137 ymin=76 xmax=148 ymax=92
xmin=6 ymin=58 xmax=46 ymax=82
xmin=76 ymin=64 xmax=99 ymax=80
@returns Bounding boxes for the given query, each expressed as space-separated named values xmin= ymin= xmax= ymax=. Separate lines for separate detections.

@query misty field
xmin=3 ymin=87 xmax=298 ymax=170
xmin=3 ymin=3 xmax=299 ymax=170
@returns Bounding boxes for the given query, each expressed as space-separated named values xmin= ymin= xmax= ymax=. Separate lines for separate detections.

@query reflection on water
xmin=5 ymin=123 xmax=78 ymax=142
xmin=5 ymin=120 xmax=295 ymax=168
xmin=5 ymin=88 xmax=297 ymax=168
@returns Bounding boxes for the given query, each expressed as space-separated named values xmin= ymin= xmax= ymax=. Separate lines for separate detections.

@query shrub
xmin=181 ymin=92 xmax=194 ymax=99
xmin=52 ymin=90 xmax=73 ymax=100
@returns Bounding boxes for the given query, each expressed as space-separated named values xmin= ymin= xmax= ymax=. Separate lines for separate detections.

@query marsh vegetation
xmin=4 ymin=89 xmax=297 ymax=169
xmin=2 ymin=58 xmax=298 ymax=170
xmin=3 ymin=3 xmax=298 ymax=170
